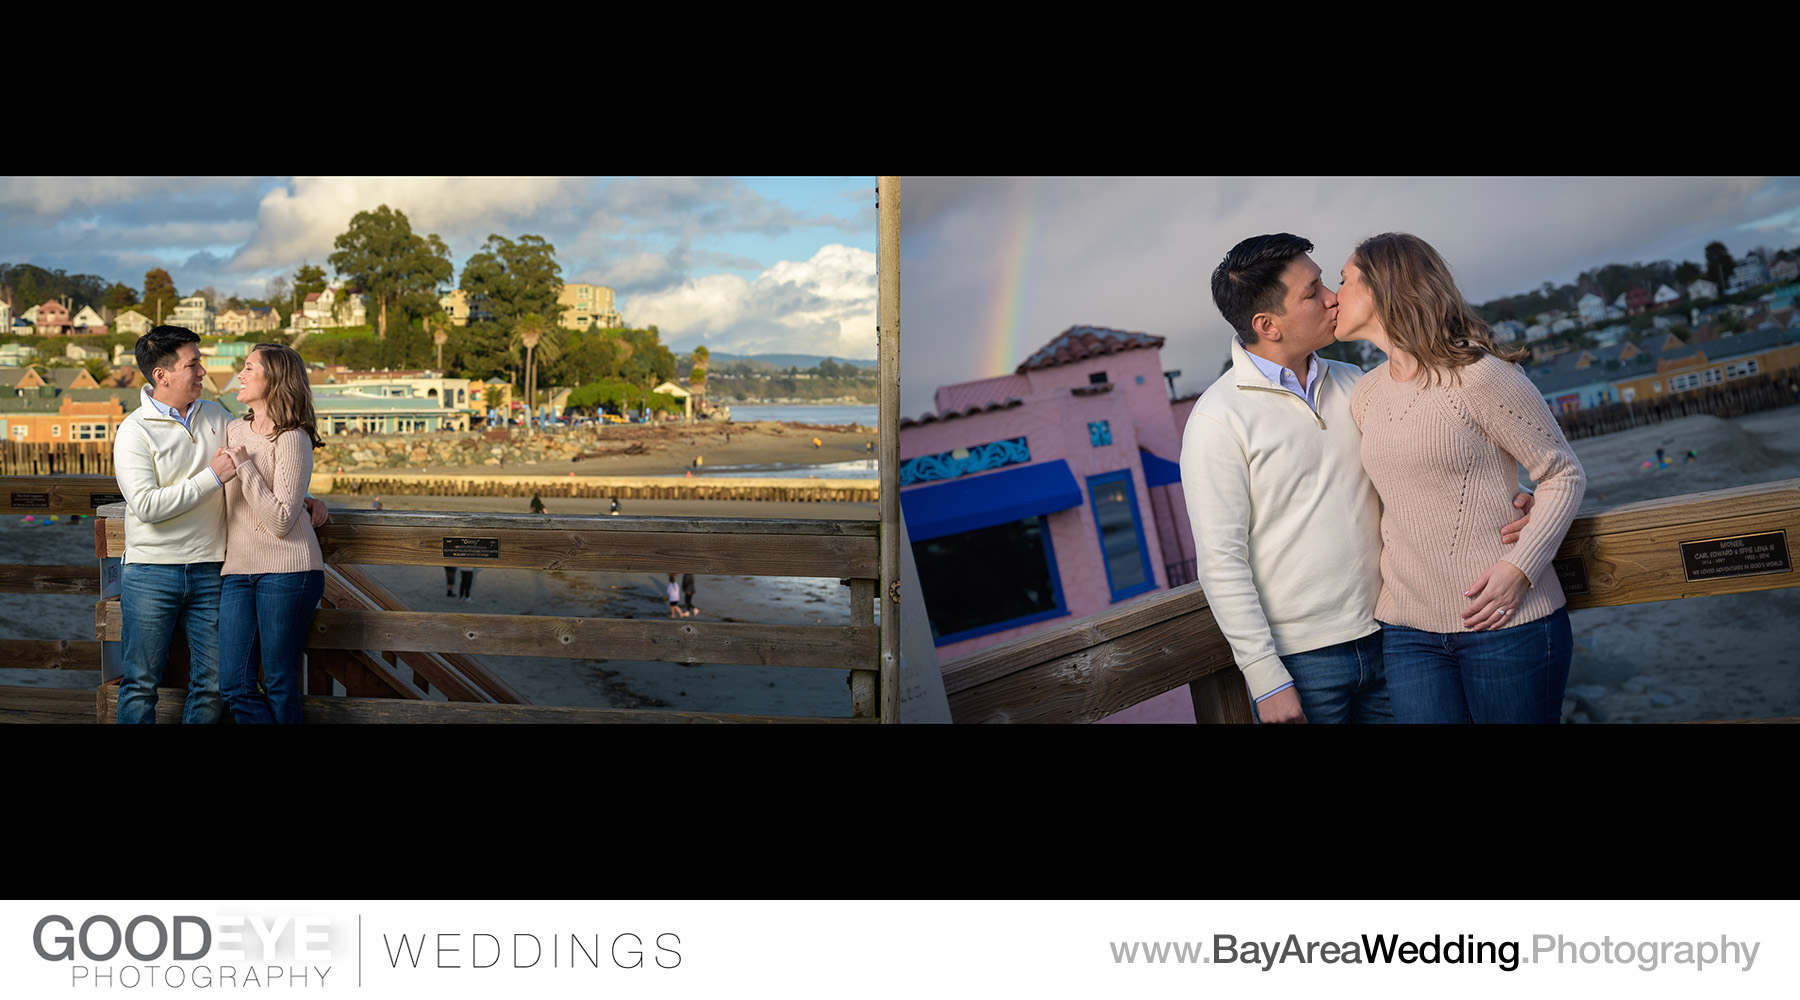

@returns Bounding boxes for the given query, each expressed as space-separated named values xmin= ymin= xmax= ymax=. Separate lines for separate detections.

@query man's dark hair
xmin=1211 ymin=233 xmax=1315 ymax=344
xmin=135 ymin=325 xmax=200 ymax=379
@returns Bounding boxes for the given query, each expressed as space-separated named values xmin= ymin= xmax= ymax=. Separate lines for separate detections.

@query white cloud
xmin=232 ymin=176 xmax=585 ymax=271
xmin=0 ymin=176 xmax=256 ymax=216
xmin=625 ymin=244 xmax=876 ymax=358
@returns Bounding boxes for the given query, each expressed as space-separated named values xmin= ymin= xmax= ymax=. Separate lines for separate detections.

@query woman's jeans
xmin=1381 ymin=607 xmax=1572 ymax=724
xmin=219 ymin=571 xmax=325 ymax=724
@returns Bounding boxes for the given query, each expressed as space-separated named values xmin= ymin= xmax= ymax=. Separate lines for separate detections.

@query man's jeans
xmin=1381 ymin=608 xmax=1572 ymax=724
xmin=220 ymin=571 xmax=325 ymax=725
xmin=1259 ymin=629 xmax=1393 ymax=724
xmin=118 ymin=561 xmax=224 ymax=724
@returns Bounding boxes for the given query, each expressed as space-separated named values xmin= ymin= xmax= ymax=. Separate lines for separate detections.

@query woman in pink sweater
xmin=1335 ymin=233 xmax=1586 ymax=723
xmin=217 ymin=343 xmax=326 ymax=724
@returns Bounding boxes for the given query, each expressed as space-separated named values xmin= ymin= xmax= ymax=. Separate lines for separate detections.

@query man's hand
xmin=210 ymin=447 xmax=239 ymax=485
xmin=1462 ymin=560 xmax=1532 ymax=631
xmin=1500 ymin=491 xmax=1535 ymax=545
xmin=304 ymin=497 xmax=329 ymax=528
xmin=1256 ymin=686 xmax=1307 ymax=724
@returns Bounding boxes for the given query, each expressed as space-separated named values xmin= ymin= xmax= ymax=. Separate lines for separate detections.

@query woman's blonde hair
xmin=244 ymin=343 xmax=321 ymax=448
xmin=1352 ymin=232 xmax=1526 ymax=384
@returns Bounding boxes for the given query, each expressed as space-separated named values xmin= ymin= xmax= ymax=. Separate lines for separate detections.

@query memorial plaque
xmin=1552 ymin=556 xmax=1589 ymax=596
xmin=88 ymin=492 xmax=125 ymax=508
xmin=9 ymin=492 xmax=49 ymax=509
xmin=1680 ymin=531 xmax=1790 ymax=582
xmin=443 ymin=537 xmax=501 ymax=559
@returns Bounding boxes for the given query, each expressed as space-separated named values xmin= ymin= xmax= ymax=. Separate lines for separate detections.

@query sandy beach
xmin=5 ymin=409 xmax=1798 ymax=722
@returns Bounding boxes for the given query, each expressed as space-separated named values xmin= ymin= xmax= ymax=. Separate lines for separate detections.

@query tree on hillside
xmin=459 ymin=235 xmax=563 ymax=326
xmin=1705 ymin=242 xmax=1733 ymax=289
xmin=103 ymin=282 xmax=138 ymax=312
xmin=329 ymin=205 xmax=453 ymax=341
xmin=293 ymin=263 xmax=328 ymax=301
xmin=142 ymin=269 xmax=179 ymax=324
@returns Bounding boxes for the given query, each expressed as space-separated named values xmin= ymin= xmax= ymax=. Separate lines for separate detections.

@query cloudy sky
xmin=898 ymin=177 xmax=1800 ymax=417
xmin=0 ymin=176 xmax=878 ymax=359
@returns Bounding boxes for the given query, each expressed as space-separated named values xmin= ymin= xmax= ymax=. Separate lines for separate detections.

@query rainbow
xmin=980 ymin=177 xmax=1042 ymax=376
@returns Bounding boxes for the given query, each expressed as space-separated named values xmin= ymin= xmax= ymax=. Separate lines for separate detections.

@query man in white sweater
xmin=1180 ymin=235 xmax=1531 ymax=724
xmin=112 ymin=326 xmax=325 ymax=724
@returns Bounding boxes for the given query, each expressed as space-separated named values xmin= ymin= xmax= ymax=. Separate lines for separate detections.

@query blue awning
xmin=1140 ymin=448 xmax=1181 ymax=487
xmin=901 ymin=459 xmax=1083 ymax=540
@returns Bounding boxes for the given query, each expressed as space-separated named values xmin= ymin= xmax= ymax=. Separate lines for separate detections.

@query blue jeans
xmin=219 ymin=571 xmax=325 ymax=724
xmin=118 ymin=561 xmax=224 ymax=725
xmin=1258 ymin=630 xmax=1393 ymax=724
xmin=1381 ymin=608 xmax=1572 ymax=724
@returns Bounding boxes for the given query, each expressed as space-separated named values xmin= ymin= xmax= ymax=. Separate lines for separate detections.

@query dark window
xmin=912 ymin=515 xmax=1067 ymax=644
xmin=1088 ymin=371 xmax=1108 ymax=384
xmin=1087 ymin=470 xmax=1154 ymax=601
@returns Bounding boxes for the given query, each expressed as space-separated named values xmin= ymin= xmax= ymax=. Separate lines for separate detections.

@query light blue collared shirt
xmin=1239 ymin=337 xmax=1320 ymax=409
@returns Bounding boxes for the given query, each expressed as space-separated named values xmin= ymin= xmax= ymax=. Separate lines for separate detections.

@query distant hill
xmin=704 ymin=353 xmax=877 ymax=370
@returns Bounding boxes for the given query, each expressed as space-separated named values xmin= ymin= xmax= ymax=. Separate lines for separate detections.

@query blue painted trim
xmin=929 ymin=513 xmax=1072 ymax=647
xmin=899 ymin=437 xmax=1030 ymax=486
xmin=1139 ymin=448 xmax=1181 ymax=487
xmin=1086 ymin=469 xmax=1156 ymax=603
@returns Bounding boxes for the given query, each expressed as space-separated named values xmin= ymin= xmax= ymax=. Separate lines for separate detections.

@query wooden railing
xmin=942 ymin=478 xmax=1800 ymax=723
xmin=1 ymin=474 xmax=888 ymax=723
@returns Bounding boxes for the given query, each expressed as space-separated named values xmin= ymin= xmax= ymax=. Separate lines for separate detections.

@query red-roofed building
xmin=33 ymin=300 xmax=71 ymax=336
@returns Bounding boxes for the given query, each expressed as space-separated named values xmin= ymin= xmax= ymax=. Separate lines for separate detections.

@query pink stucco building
xmin=900 ymin=327 xmax=1202 ymax=722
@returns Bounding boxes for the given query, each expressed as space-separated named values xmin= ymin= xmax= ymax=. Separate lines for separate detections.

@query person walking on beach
xmin=610 ymin=497 xmax=620 ymax=515
xmin=530 ymin=493 xmax=546 ymax=514
xmin=459 ymin=567 xmax=475 ymax=601
xmin=667 ymin=574 xmax=686 ymax=618
xmin=681 ymin=572 xmax=698 ymax=618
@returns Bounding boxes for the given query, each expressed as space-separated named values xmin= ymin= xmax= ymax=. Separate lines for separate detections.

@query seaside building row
xmin=0 ymin=362 xmax=486 ymax=443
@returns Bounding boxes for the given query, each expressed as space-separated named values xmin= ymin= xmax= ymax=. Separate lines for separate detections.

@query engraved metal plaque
xmin=442 ymin=537 xmax=501 ymax=559
xmin=88 ymin=492 xmax=125 ymax=508
xmin=1552 ymin=556 xmax=1589 ymax=596
xmin=1679 ymin=531 xmax=1791 ymax=582
xmin=10 ymin=492 xmax=49 ymax=508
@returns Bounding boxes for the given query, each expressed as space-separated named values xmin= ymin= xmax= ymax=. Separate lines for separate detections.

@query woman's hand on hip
xmin=1461 ymin=560 xmax=1531 ymax=631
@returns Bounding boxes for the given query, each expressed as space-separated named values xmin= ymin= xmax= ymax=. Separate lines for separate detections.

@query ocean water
xmin=703 ymin=459 xmax=879 ymax=480
xmin=724 ymin=404 xmax=876 ymax=426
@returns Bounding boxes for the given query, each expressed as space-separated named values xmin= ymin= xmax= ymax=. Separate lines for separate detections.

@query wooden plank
xmin=877 ymin=175 xmax=901 ymax=726
xmin=296 ymin=697 xmax=867 ymax=724
xmin=103 ymin=517 xmax=124 ymax=558
xmin=1560 ymin=504 xmax=1800 ymax=610
xmin=0 ymin=564 xmax=102 ymax=595
xmin=306 ymin=609 xmax=879 ymax=669
xmin=327 ymin=563 xmax=521 ymax=703
xmin=1189 ymin=669 xmax=1254 ymax=724
xmin=850 ymin=578 xmax=877 ymax=717
xmin=89 ymin=678 xmax=864 ymax=723
xmin=941 ymin=583 xmax=1214 ymax=696
xmin=0 ymin=685 xmax=102 ymax=723
xmin=316 ymin=520 xmax=877 ymax=578
xmin=1563 ymin=478 xmax=1800 ymax=539
xmin=941 ymin=582 xmax=1237 ymax=724
xmin=319 ymin=508 xmax=879 ymax=536
xmin=0 ymin=639 xmax=101 ymax=670
xmin=95 ymin=679 xmax=186 ymax=724
xmin=0 ymin=475 xmax=122 ymax=515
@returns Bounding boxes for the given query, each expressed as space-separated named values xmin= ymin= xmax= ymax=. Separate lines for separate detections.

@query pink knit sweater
xmin=1350 ymin=353 xmax=1586 ymax=633
xmin=221 ymin=420 xmax=325 ymax=576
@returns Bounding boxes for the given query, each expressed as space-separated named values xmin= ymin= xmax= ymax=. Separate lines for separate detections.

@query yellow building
xmin=557 ymin=283 xmax=622 ymax=330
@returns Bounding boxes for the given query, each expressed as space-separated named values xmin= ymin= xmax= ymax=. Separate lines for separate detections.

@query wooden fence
xmin=317 ymin=473 xmax=877 ymax=504
xmin=1556 ymin=366 xmax=1800 ymax=441
xmin=0 ymin=474 xmax=889 ymax=723
xmin=941 ymin=478 xmax=1800 ymax=723
xmin=0 ymin=441 xmax=113 ymax=477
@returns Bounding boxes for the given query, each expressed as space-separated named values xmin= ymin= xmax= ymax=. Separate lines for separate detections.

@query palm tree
xmin=429 ymin=311 xmax=453 ymax=372
xmin=510 ymin=314 xmax=561 ymax=438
